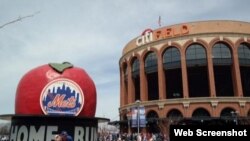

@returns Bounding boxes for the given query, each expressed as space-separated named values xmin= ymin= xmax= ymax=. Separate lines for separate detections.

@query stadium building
xmin=119 ymin=20 xmax=250 ymax=134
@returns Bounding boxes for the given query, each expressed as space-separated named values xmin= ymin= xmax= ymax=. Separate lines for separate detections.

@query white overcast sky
xmin=0 ymin=0 xmax=250 ymax=121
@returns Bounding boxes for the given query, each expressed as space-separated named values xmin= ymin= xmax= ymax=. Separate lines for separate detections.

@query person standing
xmin=146 ymin=133 xmax=153 ymax=141
xmin=137 ymin=133 xmax=142 ymax=141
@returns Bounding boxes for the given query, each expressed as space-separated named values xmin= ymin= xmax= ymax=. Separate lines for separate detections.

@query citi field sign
xmin=136 ymin=24 xmax=189 ymax=46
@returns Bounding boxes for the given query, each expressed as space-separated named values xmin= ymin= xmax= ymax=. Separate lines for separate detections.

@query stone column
xmin=181 ymin=52 xmax=189 ymax=98
xmin=207 ymin=48 xmax=216 ymax=97
xmin=127 ymin=64 xmax=135 ymax=103
xmin=158 ymin=54 xmax=166 ymax=100
xmin=140 ymin=59 xmax=148 ymax=101
xmin=232 ymin=47 xmax=243 ymax=97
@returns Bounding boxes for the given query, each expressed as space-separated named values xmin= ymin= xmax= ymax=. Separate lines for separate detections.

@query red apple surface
xmin=15 ymin=62 xmax=96 ymax=117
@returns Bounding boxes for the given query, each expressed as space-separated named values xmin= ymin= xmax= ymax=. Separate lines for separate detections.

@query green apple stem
xmin=49 ymin=62 xmax=73 ymax=73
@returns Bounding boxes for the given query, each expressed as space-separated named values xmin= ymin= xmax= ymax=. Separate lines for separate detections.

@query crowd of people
xmin=0 ymin=132 xmax=169 ymax=141
xmin=97 ymin=132 xmax=169 ymax=141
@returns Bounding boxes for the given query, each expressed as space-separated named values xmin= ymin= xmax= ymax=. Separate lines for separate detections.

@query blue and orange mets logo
xmin=40 ymin=78 xmax=84 ymax=116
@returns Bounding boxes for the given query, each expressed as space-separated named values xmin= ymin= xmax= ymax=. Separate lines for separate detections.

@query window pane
xmin=213 ymin=43 xmax=232 ymax=65
xmin=145 ymin=52 xmax=157 ymax=73
xmin=163 ymin=47 xmax=181 ymax=69
xmin=186 ymin=44 xmax=207 ymax=66
xmin=132 ymin=58 xmax=139 ymax=72
xmin=238 ymin=43 xmax=250 ymax=65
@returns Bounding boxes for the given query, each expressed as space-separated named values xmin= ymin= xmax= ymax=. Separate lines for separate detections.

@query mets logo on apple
xmin=40 ymin=78 xmax=84 ymax=116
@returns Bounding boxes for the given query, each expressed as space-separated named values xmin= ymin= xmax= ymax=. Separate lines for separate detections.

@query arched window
xmin=212 ymin=43 xmax=232 ymax=65
xmin=147 ymin=110 xmax=159 ymax=120
xmin=220 ymin=107 xmax=235 ymax=117
xmin=220 ymin=108 xmax=239 ymax=125
xmin=132 ymin=58 xmax=140 ymax=77
xmin=163 ymin=47 xmax=181 ymax=69
xmin=145 ymin=52 xmax=159 ymax=100
xmin=238 ymin=43 xmax=250 ymax=65
xmin=238 ymin=43 xmax=250 ymax=97
xmin=186 ymin=44 xmax=209 ymax=97
xmin=192 ymin=108 xmax=210 ymax=118
xmin=212 ymin=43 xmax=234 ymax=96
xmin=145 ymin=52 xmax=158 ymax=73
xmin=163 ymin=47 xmax=183 ymax=99
xmin=167 ymin=109 xmax=183 ymax=120
xmin=186 ymin=44 xmax=207 ymax=66
xmin=132 ymin=58 xmax=140 ymax=101
xmin=146 ymin=110 xmax=160 ymax=133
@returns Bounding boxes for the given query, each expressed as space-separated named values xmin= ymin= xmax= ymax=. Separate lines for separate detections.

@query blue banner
xmin=131 ymin=106 xmax=146 ymax=127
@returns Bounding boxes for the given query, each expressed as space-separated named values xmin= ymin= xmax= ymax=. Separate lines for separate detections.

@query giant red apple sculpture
xmin=15 ymin=62 xmax=96 ymax=117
